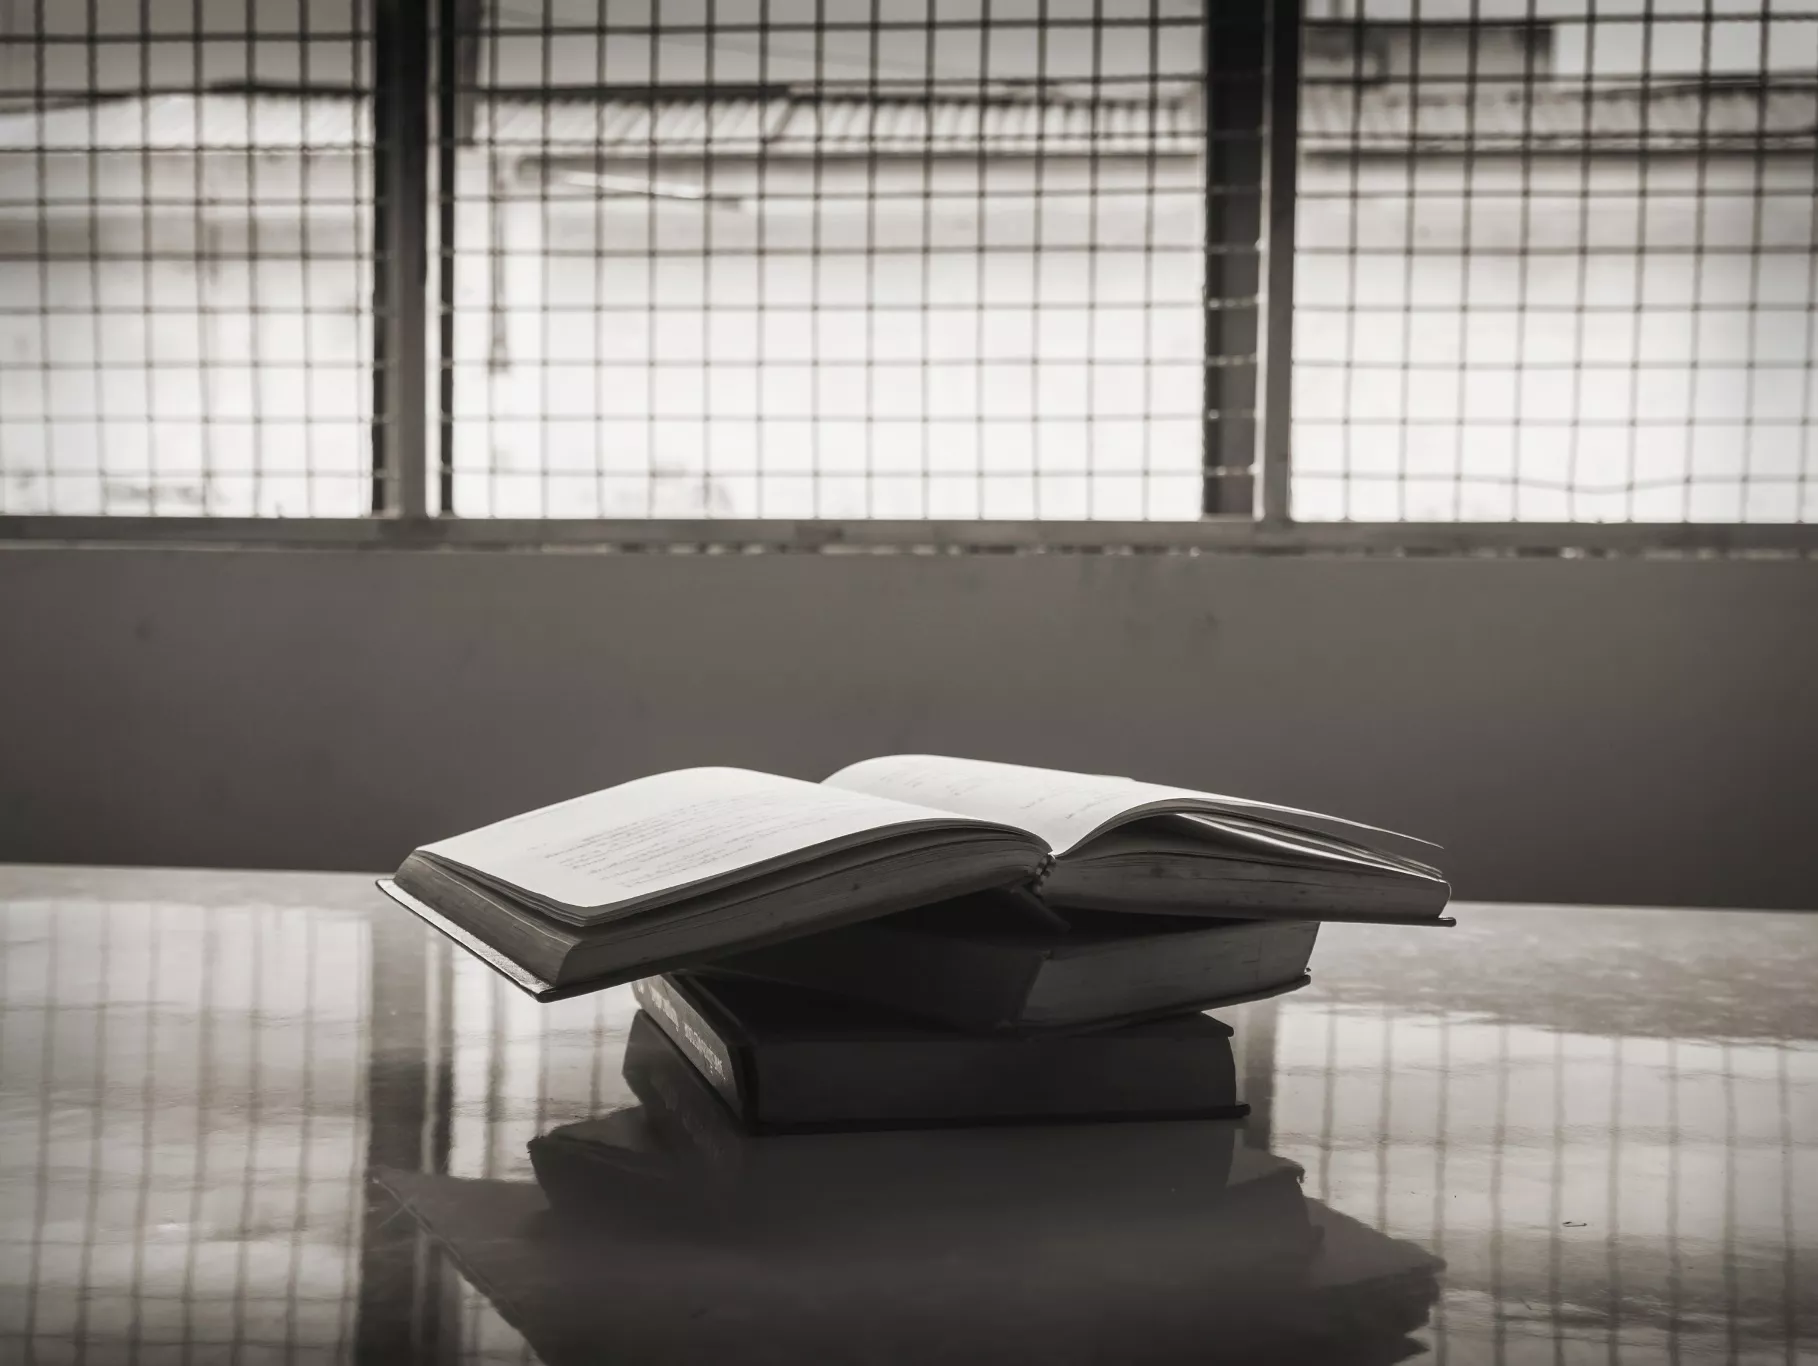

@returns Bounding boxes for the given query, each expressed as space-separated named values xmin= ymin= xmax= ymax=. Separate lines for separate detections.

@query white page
xmin=1175 ymin=814 xmax=1445 ymax=881
xmin=824 ymin=755 xmax=1426 ymax=857
xmin=421 ymin=767 xmax=991 ymax=918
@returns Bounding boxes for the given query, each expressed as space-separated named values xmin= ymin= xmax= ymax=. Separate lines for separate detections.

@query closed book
xmin=631 ymin=971 xmax=1247 ymax=1132
xmin=704 ymin=892 xmax=1318 ymax=1033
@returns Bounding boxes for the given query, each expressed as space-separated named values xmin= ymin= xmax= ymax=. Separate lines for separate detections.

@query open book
xmin=377 ymin=755 xmax=1449 ymax=1000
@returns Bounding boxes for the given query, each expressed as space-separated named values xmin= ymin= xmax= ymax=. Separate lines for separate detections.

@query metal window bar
xmin=1204 ymin=2 xmax=1269 ymax=517
xmin=371 ymin=0 xmax=430 ymax=518
xmin=0 ymin=2 xmax=1815 ymax=551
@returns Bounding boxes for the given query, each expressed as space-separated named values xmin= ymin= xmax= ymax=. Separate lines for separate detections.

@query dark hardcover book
xmin=703 ymin=891 xmax=1319 ymax=1033
xmin=631 ymin=971 xmax=1247 ymax=1132
xmin=373 ymin=1159 xmax=1441 ymax=1366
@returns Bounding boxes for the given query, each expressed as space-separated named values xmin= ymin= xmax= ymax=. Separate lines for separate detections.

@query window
xmin=0 ymin=1 xmax=1812 ymax=543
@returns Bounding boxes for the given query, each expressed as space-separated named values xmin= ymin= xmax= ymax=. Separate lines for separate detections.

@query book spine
xmin=1030 ymin=852 xmax=1056 ymax=896
xmin=632 ymin=975 xmax=748 ymax=1120
xmin=623 ymin=1016 xmax=750 ymax=1175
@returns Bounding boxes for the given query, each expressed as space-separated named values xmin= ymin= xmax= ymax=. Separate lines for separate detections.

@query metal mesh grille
xmin=1295 ymin=2 xmax=1818 ymax=522
xmin=434 ymin=2 xmax=1219 ymax=520
xmin=1 ymin=3 xmax=1814 ymax=531
xmin=0 ymin=1 xmax=376 ymax=516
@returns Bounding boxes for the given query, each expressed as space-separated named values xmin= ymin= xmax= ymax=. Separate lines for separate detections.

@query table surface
xmin=1 ymin=865 xmax=1813 ymax=1365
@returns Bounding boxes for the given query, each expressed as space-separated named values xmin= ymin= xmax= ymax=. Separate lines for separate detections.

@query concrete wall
xmin=2 ymin=544 xmax=1813 ymax=908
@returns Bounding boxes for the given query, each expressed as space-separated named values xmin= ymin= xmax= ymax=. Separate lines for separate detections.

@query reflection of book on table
xmin=378 ymin=755 xmax=1449 ymax=1000
xmin=377 ymin=1112 xmax=1442 ymax=1366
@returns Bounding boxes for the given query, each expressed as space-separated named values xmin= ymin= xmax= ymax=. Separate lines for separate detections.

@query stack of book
xmin=380 ymin=754 xmax=1449 ymax=1131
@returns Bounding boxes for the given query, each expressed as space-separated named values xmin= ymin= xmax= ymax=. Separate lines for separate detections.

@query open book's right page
xmin=823 ymin=755 xmax=1430 ymax=859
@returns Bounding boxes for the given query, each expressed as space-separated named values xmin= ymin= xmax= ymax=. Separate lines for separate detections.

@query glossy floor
xmin=0 ymin=866 xmax=1812 ymax=1364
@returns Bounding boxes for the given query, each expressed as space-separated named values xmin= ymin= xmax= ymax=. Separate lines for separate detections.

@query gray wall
xmin=2 ymin=544 xmax=1813 ymax=908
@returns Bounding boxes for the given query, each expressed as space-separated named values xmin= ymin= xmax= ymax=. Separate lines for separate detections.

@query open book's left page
xmin=420 ymin=767 xmax=1036 ymax=926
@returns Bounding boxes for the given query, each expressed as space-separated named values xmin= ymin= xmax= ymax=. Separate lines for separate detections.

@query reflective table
xmin=1 ymin=866 xmax=1812 ymax=1364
